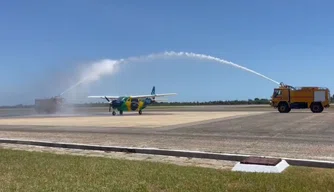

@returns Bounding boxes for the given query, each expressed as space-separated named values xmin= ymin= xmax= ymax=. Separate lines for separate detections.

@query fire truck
xmin=270 ymin=82 xmax=330 ymax=113
xmin=34 ymin=96 xmax=64 ymax=114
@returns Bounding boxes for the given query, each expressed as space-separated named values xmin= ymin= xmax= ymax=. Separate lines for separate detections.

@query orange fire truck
xmin=270 ymin=82 xmax=330 ymax=113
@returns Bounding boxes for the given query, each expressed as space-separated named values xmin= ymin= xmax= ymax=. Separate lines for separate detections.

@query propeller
xmin=105 ymin=97 xmax=112 ymax=112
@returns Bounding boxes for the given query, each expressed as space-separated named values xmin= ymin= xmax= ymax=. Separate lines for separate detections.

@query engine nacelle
xmin=111 ymin=100 xmax=122 ymax=108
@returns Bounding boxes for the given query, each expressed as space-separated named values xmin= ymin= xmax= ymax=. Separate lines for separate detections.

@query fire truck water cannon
xmin=270 ymin=82 xmax=330 ymax=113
xmin=279 ymin=82 xmax=296 ymax=90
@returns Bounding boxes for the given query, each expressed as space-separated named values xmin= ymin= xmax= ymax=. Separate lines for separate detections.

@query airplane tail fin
xmin=151 ymin=86 xmax=156 ymax=100
xmin=151 ymin=86 xmax=155 ymax=96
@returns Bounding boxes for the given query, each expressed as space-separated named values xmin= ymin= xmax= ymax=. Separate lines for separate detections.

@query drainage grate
xmin=240 ymin=156 xmax=281 ymax=166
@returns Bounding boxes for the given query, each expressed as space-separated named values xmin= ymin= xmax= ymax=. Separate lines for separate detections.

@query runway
xmin=0 ymin=106 xmax=333 ymax=162
xmin=0 ymin=105 xmax=275 ymax=117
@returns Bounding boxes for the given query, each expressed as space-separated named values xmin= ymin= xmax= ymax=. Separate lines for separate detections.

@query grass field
xmin=1 ymin=148 xmax=333 ymax=192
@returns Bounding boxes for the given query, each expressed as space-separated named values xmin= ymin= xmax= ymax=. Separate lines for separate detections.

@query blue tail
xmin=151 ymin=86 xmax=155 ymax=95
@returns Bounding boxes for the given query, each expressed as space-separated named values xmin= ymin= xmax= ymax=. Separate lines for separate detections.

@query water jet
xmin=60 ymin=51 xmax=280 ymax=96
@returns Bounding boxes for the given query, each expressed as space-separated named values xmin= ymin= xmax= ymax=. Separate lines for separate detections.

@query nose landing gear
xmin=112 ymin=110 xmax=123 ymax=116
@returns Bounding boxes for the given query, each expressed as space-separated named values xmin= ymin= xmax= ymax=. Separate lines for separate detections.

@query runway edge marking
xmin=0 ymin=138 xmax=333 ymax=169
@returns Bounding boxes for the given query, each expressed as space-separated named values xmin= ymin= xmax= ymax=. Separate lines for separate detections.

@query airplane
xmin=87 ymin=86 xmax=177 ymax=115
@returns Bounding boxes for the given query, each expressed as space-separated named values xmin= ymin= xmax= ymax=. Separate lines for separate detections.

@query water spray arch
xmin=60 ymin=51 xmax=280 ymax=96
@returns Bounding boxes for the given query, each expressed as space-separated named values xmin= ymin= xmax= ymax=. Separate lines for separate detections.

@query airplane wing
xmin=88 ymin=96 xmax=120 ymax=100
xmin=130 ymin=93 xmax=177 ymax=99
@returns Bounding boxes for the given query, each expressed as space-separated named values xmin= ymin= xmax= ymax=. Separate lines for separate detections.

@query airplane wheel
xmin=139 ymin=110 xmax=142 ymax=115
xmin=112 ymin=111 xmax=116 ymax=116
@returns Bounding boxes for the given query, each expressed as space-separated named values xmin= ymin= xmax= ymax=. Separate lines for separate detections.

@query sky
xmin=1 ymin=0 xmax=334 ymax=105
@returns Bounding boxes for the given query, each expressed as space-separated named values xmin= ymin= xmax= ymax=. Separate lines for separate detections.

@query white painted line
xmin=232 ymin=160 xmax=290 ymax=173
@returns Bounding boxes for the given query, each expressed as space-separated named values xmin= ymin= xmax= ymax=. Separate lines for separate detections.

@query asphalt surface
xmin=0 ymin=106 xmax=333 ymax=161
xmin=0 ymin=105 xmax=275 ymax=117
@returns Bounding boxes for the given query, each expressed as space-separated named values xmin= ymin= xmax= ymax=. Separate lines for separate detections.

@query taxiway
xmin=0 ymin=106 xmax=333 ymax=162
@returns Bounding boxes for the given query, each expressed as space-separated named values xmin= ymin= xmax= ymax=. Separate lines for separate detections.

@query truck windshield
xmin=273 ymin=89 xmax=282 ymax=98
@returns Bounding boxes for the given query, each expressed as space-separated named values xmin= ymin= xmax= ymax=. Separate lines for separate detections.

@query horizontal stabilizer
xmin=153 ymin=99 xmax=169 ymax=102
xmin=154 ymin=93 xmax=177 ymax=97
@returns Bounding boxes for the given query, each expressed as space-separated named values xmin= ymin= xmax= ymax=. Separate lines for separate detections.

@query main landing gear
xmin=111 ymin=110 xmax=142 ymax=115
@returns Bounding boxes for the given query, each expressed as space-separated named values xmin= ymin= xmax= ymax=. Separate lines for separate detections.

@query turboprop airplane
xmin=87 ymin=86 xmax=177 ymax=115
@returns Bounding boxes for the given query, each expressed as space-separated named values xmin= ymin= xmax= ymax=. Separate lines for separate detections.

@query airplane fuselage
xmin=111 ymin=96 xmax=153 ymax=115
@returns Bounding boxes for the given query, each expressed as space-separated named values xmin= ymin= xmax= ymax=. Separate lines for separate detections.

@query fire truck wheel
xmin=278 ymin=102 xmax=289 ymax=113
xmin=311 ymin=103 xmax=323 ymax=113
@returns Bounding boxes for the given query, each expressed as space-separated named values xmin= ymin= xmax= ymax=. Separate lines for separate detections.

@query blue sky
xmin=1 ymin=0 xmax=334 ymax=105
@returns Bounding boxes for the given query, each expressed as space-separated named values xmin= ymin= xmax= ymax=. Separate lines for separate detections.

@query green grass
xmin=0 ymin=148 xmax=333 ymax=192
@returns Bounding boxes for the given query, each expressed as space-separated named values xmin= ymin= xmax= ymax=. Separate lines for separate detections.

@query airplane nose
xmin=112 ymin=100 xmax=121 ymax=107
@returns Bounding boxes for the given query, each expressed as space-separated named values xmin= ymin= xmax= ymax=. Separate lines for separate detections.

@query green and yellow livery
xmin=88 ymin=86 xmax=177 ymax=115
